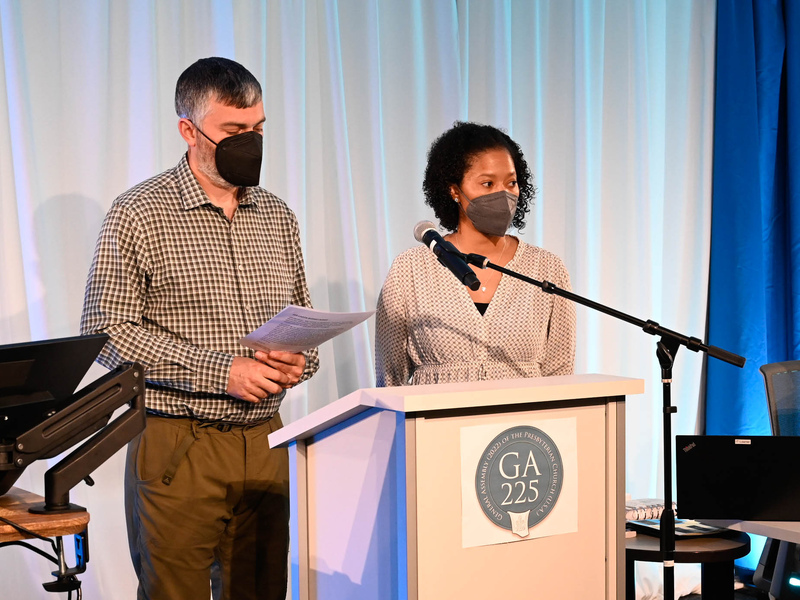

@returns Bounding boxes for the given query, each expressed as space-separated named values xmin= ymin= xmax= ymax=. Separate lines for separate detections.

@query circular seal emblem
xmin=474 ymin=425 xmax=563 ymax=537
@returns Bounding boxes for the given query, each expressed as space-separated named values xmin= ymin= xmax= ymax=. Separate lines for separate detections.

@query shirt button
xmin=238 ymin=264 xmax=245 ymax=271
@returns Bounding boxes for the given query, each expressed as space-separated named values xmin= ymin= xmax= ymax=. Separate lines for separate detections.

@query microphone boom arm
xmin=464 ymin=252 xmax=745 ymax=367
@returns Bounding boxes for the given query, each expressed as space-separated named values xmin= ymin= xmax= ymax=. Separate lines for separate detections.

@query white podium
xmin=269 ymin=374 xmax=644 ymax=600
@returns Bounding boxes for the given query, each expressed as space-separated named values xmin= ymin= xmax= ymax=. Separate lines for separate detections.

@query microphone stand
xmin=462 ymin=251 xmax=745 ymax=600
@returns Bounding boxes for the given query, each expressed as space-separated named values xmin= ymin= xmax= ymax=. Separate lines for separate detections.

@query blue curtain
xmin=707 ymin=0 xmax=800 ymax=571
xmin=707 ymin=0 xmax=800 ymax=437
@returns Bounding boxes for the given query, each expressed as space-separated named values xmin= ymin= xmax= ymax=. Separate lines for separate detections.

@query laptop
xmin=676 ymin=434 xmax=800 ymax=521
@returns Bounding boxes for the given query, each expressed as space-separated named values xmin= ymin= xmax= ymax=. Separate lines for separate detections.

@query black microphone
xmin=413 ymin=221 xmax=481 ymax=291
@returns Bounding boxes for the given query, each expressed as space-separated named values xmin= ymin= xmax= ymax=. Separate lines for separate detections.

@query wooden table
xmin=0 ymin=487 xmax=89 ymax=542
xmin=1 ymin=486 xmax=91 ymax=593
xmin=626 ymin=531 xmax=751 ymax=599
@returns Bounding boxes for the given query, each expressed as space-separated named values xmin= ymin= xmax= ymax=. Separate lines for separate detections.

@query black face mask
xmin=194 ymin=125 xmax=263 ymax=187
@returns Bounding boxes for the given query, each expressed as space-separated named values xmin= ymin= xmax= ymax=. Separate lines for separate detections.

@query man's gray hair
xmin=175 ymin=57 xmax=262 ymax=124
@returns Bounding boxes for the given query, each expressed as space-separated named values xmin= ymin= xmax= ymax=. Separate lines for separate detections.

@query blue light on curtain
xmin=707 ymin=0 xmax=800 ymax=571
xmin=707 ymin=0 xmax=799 ymax=434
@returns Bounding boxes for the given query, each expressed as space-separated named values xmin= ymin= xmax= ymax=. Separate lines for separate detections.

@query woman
xmin=375 ymin=122 xmax=576 ymax=386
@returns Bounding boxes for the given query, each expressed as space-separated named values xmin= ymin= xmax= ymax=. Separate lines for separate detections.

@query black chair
xmin=753 ymin=361 xmax=800 ymax=598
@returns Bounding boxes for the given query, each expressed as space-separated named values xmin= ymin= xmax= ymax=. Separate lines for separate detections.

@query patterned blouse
xmin=375 ymin=241 xmax=576 ymax=387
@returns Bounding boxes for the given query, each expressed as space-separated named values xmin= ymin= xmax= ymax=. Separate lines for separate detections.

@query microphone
xmin=413 ymin=221 xmax=481 ymax=291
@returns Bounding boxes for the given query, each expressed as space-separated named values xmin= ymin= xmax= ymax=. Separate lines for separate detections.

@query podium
xmin=269 ymin=373 xmax=644 ymax=600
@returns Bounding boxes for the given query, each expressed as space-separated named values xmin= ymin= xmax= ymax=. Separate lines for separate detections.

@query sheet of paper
xmin=239 ymin=305 xmax=375 ymax=353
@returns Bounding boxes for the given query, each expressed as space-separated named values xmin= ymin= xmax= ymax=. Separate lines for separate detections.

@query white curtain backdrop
xmin=1 ymin=1 xmax=716 ymax=598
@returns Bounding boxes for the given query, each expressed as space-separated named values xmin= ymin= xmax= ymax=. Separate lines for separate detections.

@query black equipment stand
xmin=463 ymin=251 xmax=746 ymax=600
xmin=0 ymin=356 xmax=146 ymax=593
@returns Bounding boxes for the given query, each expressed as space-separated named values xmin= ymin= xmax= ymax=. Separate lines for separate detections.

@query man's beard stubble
xmin=196 ymin=136 xmax=235 ymax=190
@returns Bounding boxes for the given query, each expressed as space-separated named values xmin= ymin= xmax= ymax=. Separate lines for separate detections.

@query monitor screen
xmin=677 ymin=434 xmax=800 ymax=520
xmin=0 ymin=334 xmax=108 ymax=439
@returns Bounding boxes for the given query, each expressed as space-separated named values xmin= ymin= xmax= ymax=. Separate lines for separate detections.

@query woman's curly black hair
xmin=422 ymin=121 xmax=535 ymax=232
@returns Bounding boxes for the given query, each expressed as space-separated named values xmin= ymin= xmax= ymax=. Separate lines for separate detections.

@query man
xmin=81 ymin=57 xmax=319 ymax=600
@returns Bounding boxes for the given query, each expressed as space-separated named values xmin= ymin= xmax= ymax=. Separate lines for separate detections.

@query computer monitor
xmin=676 ymin=434 xmax=800 ymax=521
xmin=0 ymin=333 xmax=109 ymax=440
xmin=0 ymin=334 xmax=145 ymax=511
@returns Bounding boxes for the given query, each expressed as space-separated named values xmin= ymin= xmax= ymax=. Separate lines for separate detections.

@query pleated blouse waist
xmin=410 ymin=360 xmax=543 ymax=385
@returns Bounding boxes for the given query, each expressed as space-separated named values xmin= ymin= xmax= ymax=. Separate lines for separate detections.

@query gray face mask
xmin=458 ymin=188 xmax=519 ymax=237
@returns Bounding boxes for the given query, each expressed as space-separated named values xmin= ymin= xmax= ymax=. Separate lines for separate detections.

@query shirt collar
xmin=175 ymin=153 xmax=259 ymax=210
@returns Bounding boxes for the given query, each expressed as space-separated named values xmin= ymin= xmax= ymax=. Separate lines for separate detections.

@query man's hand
xmin=226 ymin=352 xmax=306 ymax=403
xmin=256 ymin=350 xmax=306 ymax=385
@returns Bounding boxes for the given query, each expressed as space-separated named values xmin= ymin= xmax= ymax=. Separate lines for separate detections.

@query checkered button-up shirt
xmin=81 ymin=154 xmax=319 ymax=422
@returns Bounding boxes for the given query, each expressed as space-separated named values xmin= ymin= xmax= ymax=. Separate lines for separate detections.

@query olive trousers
xmin=125 ymin=414 xmax=289 ymax=600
